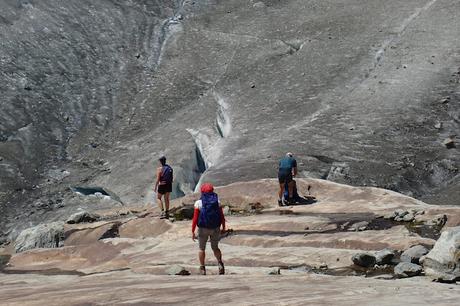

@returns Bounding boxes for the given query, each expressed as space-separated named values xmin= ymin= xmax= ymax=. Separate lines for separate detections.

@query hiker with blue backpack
xmin=154 ymin=156 xmax=173 ymax=219
xmin=278 ymin=152 xmax=298 ymax=206
xmin=191 ymin=183 xmax=226 ymax=275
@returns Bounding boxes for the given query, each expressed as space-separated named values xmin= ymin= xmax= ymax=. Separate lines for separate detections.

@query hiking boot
xmin=218 ymin=261 xmax=225 ymax=275
xmin=200 ymin=265 xmax=206 ymax=275
xmin=165 ymin=210 xmax=169 ymax=219
xmin=278 ymin=199 xmax=283 ymax=206
xmin=159 ymin=211 xmax=166 ymax=219
xmin=281 ymin=198 xmax=288 ymax=206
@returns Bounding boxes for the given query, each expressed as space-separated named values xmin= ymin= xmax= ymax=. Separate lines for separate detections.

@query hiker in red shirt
xmin=192 ymin=183 xmax=226 ymax=275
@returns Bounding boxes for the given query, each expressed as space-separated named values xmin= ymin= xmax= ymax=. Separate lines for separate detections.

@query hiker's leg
xmin=157 ymin=193 xmax=164 ymax=211
xmin=210 ymin=229 xmax=225 ymax=274
xmin=198 ymin=250 xmax=205 ymax=266
xmin=278 ymin=183 xmax=285 ymax=199
xmin=210 ymin=229 xmax=223 ymax=262
xmin=164 ymin=192 xmax=170 ymax=212
xmin=198 ymin=228 xmax=208 ymax=266
xmin=212 ymin=248 xmax=222 ymax=262
xmin=288 ymin=181 xmax=295 ymax=199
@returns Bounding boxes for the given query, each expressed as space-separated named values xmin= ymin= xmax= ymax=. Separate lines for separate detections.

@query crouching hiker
xmin=192 ymin=183 xmax=226 ymax=275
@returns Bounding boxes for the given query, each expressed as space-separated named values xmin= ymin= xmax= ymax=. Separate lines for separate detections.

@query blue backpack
xmin=161 ymin=165 xmax=173 ymax=184
xmin=198 ymin=192 xmax=222 ymax=229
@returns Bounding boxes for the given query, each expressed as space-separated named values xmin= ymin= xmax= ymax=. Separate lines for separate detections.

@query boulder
xmin=66 ymin=211 xmax=101 ymax=224
xmin=352 ymin=253 xmax=376 ymax=267
xmin=167 ymin=265 xmax=190 ymax=276
xmin=14 ymin=221 xmax=65 ymax=253
xmin=375 ymin=248 xmax=396 ymax=265
xmin=423 ymin=226 xmax=460 ymax=282
xmin=171 ymin=205 xmax=194 ymax=220
xmin=394 ymin=262 xmax=423 ymax=278
xmin=400 ymin=245 xmax=429 ymax=264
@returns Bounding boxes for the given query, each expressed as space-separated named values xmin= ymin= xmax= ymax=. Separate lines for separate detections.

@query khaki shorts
xmin=198 ymin=227 xmax=220 ymax=251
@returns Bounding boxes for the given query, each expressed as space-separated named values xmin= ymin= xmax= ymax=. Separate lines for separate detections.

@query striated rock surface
xmin=1 ymin=179 xmax=460 ymax=304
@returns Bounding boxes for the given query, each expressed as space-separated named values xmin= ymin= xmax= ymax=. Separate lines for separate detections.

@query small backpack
xmin=284 ymin=180 xmax=300 ymax=201
xmin=198 ymin=192 xmax=222 ymax=229
xmin=160 ymin=164 xmax=173 ymax=184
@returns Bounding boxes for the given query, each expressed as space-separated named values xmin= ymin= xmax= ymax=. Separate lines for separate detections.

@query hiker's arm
xmin=154 ymin=168 xmax=161 ymax=191
xmin=192 ymin=208 xmax=199 ymax=234
xmin=219 ymin=207 xmax=226 ymax=231
xmin=292 ymin=159 xmax=298 ymax=177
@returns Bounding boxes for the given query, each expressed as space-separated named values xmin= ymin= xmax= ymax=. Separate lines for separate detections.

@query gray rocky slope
xmin=1 ymin=0 xmax=460 ymax=237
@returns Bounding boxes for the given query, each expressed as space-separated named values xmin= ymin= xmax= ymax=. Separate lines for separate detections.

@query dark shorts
xmin=278 ymin=170 xmax=293 ymax=184
xmin=158 ymin=183 xmax=172 ymax=194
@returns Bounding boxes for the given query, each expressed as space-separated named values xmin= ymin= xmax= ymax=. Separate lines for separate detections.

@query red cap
xmin=200 ymin=183 xmax=214 ymax=193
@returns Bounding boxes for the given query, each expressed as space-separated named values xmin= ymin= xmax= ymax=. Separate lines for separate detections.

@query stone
xmin=14 ymin=221 xmax=65 ymax=253
xmin=223 ymin=206 xmax=230 ymax=215
xmin=375 ymin=248 xmax=396 ymax=265
xmin=167 ymin=265 xmax=190 ymax=276
xmin=394 ymin=262 xmax=422 ymax=278
xmin=443 ymin=137 xmax=456 ymax=149
xmin=434 ymin=122 xmax=442 ymax=129
xmin=400 ymin=245 xmax=429 ymax=264
xmin=440 ymin=96 xmax=450 ymax=104
xmin=0 ymin=254 xmax=11 ymax=269
xmin=383 ymin=211 xmax=397 ymax=219
xmin=392 ymin=209 xmax=411 ymax=222
xmin=268 ymin=267 xmax=281 ymax=275
xmin=66 ymin=211 xmax=101 ymax=224
xmin=423 ymin=226 xmax=460 ymax=282
xmin=0 ymin=236 xmax=9 ymax=246
xmin=348 ymin=221 xmax=369 ymax=231
xmin=426 ymin=214 xmax=448 ymax=227
xmin=253 ymin=2 xmax=266 ymax=9
xmin=402 ymin=213 xmax=415 ymax=222
xmin=352 ymin=253 xmax=376 ymax=267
